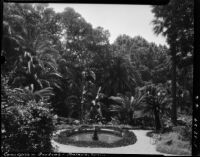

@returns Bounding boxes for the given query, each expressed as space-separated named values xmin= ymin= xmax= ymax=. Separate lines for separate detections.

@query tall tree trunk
xmin=171 ymin=45 xmax=177 ymax=125
xmin=80 ymin=101 xmax=83 ymax=123
xmin=129 ymin=110 xmax=133 ymax=124
xmin=154 ymin=107 xmax=161 ymax=131
xmin=80 ymin=84 xmax=85 ymax=124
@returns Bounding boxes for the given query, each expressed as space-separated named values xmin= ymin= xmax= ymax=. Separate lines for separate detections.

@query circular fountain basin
xmin=53 ymin=126 xmax=137 ymax=147
xmin=68 ymin=132 xmax=122 ymax=144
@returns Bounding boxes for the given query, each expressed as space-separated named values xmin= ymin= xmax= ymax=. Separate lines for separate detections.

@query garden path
xmin=51 ymin=130 xmax=177 ymax=156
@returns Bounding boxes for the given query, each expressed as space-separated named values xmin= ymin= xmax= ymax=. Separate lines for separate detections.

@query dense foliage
xmin=2 ymin=2 xmax=193 ymax=153
xmin=151 ymin=0 xmax=194 ymax=124
xmin=1 ymin=76 xmax=54 ymax=152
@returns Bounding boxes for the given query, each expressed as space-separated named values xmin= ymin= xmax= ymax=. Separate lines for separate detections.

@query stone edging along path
xmin=51 ymin=129 xmax=178 ymax=156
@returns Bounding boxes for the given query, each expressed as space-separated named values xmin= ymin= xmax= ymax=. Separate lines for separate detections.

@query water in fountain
xmin=68 ymin=132 xmax=122 ymax=144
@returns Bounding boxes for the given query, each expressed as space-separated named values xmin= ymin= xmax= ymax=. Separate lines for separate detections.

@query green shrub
xmin=1 ymin=81 xmax=54 ymax=153
xmin=156 ymin=132 xmax=191 ymax=155
xmin=181 ymin=126 xmax=192 ymax=141
xmin=2 ymin=100 xmax=54 ymax=152
xmin=157 ymin=144 xmax=191 ymax=155
xmin=173 ymin=125 xmax=192 ymax=141
xmin=176 ymin=114 xmax=192 ymax=141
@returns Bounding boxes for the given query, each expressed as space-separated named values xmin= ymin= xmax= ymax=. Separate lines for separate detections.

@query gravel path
xmin=51 ymin=129 xmax=177 ymax=155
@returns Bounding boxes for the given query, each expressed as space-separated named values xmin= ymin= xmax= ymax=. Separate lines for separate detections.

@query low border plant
xmin=156 ymin=132 xmax=191 ymax=155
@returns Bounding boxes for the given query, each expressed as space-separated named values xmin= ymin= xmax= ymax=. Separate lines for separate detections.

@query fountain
xmin=53 ymin=73 xmax=137 ymax=147
xmin=53 ymin=124 xmax=137 ymax=147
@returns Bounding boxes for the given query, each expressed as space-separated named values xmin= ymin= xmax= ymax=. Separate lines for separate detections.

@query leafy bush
xmin=177 ymin=114 xmax=192 ymax=141
xmin=2 ymin=100 xmax=54 ymax=152
xmin=173 ymin=125 xmax=192 ymax=142
xmin=156 ymin=132 xmax=191 ymax=155
xmin=1 ymin=79 xmax=54 ymax=152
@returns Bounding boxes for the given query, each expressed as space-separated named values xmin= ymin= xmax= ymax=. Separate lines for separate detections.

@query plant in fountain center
xmin=80 ymin=70 xmax=105 ymax=124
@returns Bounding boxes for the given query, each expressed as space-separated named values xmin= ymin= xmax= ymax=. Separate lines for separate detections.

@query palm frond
xmin=108 ymin=96 xmax=124 ymax=104
xmin=34 ymin=87 xmax=54 ymax=98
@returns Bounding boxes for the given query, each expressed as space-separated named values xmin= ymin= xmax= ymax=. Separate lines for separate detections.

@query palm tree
xmin=151 ymin=0 xmax=194 ymax=125
xmin=3 ymin=3 xmax=60 ymax=56
xmin=11 ymin=51 xmax=62 ymax=90
xmin=51 ymin=57 xmax=83 ymax=118
xmin=13 ymin=84 xmax=54 ymax=103
xmin=108 ymin=94 xmax=128 ymax=124
xmin=3 ymin=3 xmax=62 ymax=90
xmin=108 ymin=91 xmax=146 ymax=124
xmin=138 ymin=84 xmax=171 ymax=131
xmin=2 ymin=4 xmax=26 ymax=73
xmin=80 ymin=69 xmax=97 ymax=123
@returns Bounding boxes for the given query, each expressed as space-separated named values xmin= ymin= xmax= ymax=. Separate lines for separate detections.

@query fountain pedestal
xmin=92 ymin=126 xmax=99 ymax=141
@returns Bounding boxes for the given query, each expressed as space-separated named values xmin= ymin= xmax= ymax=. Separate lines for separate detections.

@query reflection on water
xmin=68 ymin=133 xmax=122 ymax=144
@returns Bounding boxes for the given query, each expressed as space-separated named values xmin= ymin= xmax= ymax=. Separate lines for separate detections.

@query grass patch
xmin=156 ymin=132 xmax=191 ymax=155
xmin=53 ymin=127 xmax=137 ymax=148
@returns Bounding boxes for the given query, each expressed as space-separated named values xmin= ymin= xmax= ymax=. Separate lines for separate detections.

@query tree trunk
xmin=154 ymin=107 xmax=161 ymax=131
xmin=81 ymin=102 xmax=83 ymax=123
xmin=171 ymin=45 xmax=177 ymax=125
xmin=81 ymin=84 xmax=85 ymax=124
xmin=129 ymin=110 xmax=133 ymax=124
